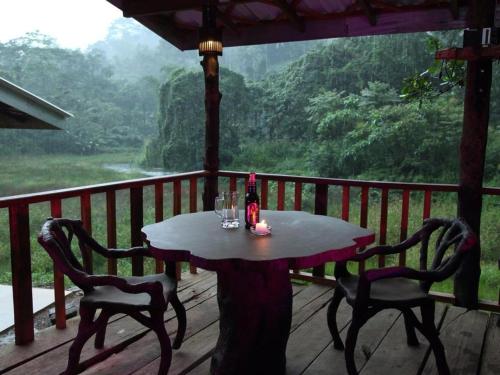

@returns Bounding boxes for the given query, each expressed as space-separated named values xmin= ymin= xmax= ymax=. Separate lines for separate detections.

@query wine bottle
xmin=245 ymin=172 xmax=260 ymax=229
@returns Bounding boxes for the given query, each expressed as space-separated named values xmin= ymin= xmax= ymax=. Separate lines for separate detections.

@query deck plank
xmin=2 ymin=272 xmax=216 ymax=374
xmin=84 ymin=296 xmax=219 ymax=375
xmin=2 ymin=279 xmax=497 ymax=375
xmin=0 ymin=270 xmax=215 ymax=373
xmin=301 ymin=306 xmax=399 ymax=375
xmin=423 ymin=306 xmax=489 ymax=375
xmin=478 ymin=313 xmax=500 ymax=375
xmin=359 ymin=304 xmax=446 ymax=375
xmin=126 ymin=281 xmax=329 ymax=375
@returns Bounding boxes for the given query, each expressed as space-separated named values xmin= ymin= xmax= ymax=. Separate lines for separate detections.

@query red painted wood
xmin=130 ymin=187 xmax=144 ymax=276
xmin=154 ymin=182 xmax=164 ymax=274
xmin=80 ymin=193 xmax=93 ymax=274
xmin=0 ymin=171 xmax=208 ymax=209
xmin=423 ymin=190 xmax=432 ymax=220
xmin=313 ymin=184 xmax=328 ymax=277
xmin=244 ymin=177 xmax=249 ymax=193
xmin=359 ymin=186 xmax=369 ymax=273
xmin=229 ymin=176 xmax=237 ymax=192
xmin=342 ymin=185 xmax=350 ymax=221
xmin=106 ymin=191 xmax=118 ymax=275
xmin=189 ymin=177 xmax=197 ymax=274
xmin=217 ymin=171 xmax=500 ymax=195
xmin=379 ymin=188 xmax=389 ymax=268
xmin=277 ymin=181 xmax=285 ymax=210
xmin=436 ymin=46 xmax=500 ymax=61
xmin=261 ymin=178 xmax=268 ymax=210
xmin=189 ymin=177 xmax=198 ymax=213
xmin=9 ymin=204 xmax=34 ymax=345
xmin=173 ymin=180 xmax=182 ymax=279
xmin=173 ymin=180 xmax=182 ymax=216
xmin=154 ymin=182 xmax=164 ymax=222
xmin=399 ymin=190 xmax=410 ymax=266
xmin=50 ymin=199 xmax=66 ymax=329
xmin=294 ymin=182 xmax=302 ymax=211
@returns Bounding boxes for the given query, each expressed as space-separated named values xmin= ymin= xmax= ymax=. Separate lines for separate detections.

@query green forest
xmin=0 ymin=19 xmax=498 ymax=298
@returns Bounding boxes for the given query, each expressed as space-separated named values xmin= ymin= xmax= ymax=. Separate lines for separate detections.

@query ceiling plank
xmin=357 ymin=0 xmax=377 ymax=26
xmin=269 ymin=0 xmax=305 ymax=32
xmin=450 ymin=0 xmax=460 ymax=19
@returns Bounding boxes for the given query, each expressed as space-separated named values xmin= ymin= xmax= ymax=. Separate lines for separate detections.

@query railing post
xmin=154 ymin=182 xmax=165 ymax=274
xmin=359 ymin=186 xmax=369 ymax=273
xmin=9 ymin=204 xmax=34 ymax=345
xmin=50 ymin=199 xmax=66 ymax=329
xmin=130 ymin=187 xmax=144 ymax=276
xmin=173 ymin=180 xmax=182 ymax=280
xmin=106 ymin=191 xmax=118 ymax=275
xmin=80 ymin=193 xmax=93 ymax=274
xmin=399 ymin=189 xmax=410 ymax=266
xmin=423 ymin=190 xmax=432 ymax=220
xmin=341 ymin=186 xmax=350 ymax=221
xmin=313 ymin=183 xmax=328 ymax=277
xmin=189 ymin=177 xmax=198 ymax=274
xmin=261 ymin=178 xmax=268 ymax=209
xmin=379 ymin=188 xmax=389 ymax=268
xmin=294 ymin=182 xmax=302 ymax=211
xmin=277 ymin=181 xmax=285 ymax=210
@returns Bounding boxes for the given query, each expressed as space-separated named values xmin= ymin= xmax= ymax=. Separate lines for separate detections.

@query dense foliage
xmin=147 ymin=33 xmax=499 ymax=184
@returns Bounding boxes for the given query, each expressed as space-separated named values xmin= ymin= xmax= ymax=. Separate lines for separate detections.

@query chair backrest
xmin=418 ymin=218 xmax=475 ymax=291
xmin=38 ymin=218 xmax=96 ymax=292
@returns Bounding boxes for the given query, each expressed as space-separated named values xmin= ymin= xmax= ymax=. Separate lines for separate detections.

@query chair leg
xmin=420 ymin=301 xmax=450 ymax=375
xmin=327 ymin=287 xmax=345 ymax=350
xmin=65 ymin=307 xmax=97 ymax=375
xmin=151 ymin=311 xmax=172 ymax=375
xmin=402 ymin=308 xmax=419 ymax=347
xmin=170 ymin=293 xmax=187 ymax=349
xmin=94 ymin=310 xmax=111 ymax=349
xmin=344 ymin=314 xmax=363 ymax=375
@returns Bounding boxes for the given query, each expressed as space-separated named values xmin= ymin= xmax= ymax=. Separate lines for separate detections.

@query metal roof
xmin=108 ymin=0 xmax=500 ymax=50
xmin=0 ymin=77 xmax=73 ymax=130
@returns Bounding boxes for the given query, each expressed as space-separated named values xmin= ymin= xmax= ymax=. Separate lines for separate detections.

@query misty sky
xmin=0 ymin=0 xmax=121 ymax=49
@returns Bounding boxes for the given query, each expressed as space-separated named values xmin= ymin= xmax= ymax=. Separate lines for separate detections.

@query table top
xmin=142 ymin=210 xmax=375 ymax=271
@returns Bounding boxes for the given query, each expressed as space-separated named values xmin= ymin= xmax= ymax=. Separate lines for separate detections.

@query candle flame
xmin=261 ymin=220 xmax=266 ymax=225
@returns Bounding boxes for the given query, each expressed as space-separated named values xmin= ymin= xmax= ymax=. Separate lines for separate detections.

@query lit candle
xmin=255 ymin=220 xmax=268 ymax=235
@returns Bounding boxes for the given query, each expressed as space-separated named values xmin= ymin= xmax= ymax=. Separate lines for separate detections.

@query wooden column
xmin=454 ymin=0 xmax=496 ymax=308
xmin=201 ymin=1 xmax=221 ymax=211
xmin=201 ymin=53 xmax=220 ymax=211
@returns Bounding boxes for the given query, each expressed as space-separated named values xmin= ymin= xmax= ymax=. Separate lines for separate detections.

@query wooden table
xmin=142 ymin=210 xmax=374 ymax=375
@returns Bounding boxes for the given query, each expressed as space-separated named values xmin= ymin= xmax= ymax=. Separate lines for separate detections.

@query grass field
xmin=0 ymin=151 xmax=498 ymax=301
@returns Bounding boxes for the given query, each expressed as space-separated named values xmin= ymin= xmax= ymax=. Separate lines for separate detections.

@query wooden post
xmin=9 ymin=204 xmax=34 ymax=345
xmin=201 ymin=1 xmax=221 ymax=211
xmin=454 ymin=0 xmax=496 ymax=308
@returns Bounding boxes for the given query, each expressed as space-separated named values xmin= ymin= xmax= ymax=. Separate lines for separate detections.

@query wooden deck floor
xmin=1 ymin=270 xmax=499 ymax=375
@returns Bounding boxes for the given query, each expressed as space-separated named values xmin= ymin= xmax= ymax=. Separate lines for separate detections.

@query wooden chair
xmin=327 ymin=218 xmax=475 ymax=375
xmin=38 ymin=218 xmax=187 ymax=375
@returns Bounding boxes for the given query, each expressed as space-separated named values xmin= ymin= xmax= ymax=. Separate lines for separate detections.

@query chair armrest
xmin=85 ymin=274 xmax=167 ymax=309
xmin=105 ymin=247 xmax=152 ymax=259
xmin=362 ymin=266 xmax=428 ymax=283
xmin=351 ymin=221 xmax=440 ymax=261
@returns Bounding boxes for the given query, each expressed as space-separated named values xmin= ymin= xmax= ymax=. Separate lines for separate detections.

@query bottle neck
xmin=248 ymin=181 xmax=256 ymax=194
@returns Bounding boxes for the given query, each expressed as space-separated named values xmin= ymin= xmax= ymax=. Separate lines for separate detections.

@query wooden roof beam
xmin=122 ymin=0 xmax=201 ymax=17
xmin=269 ymin=0 xmax=305 ymax=32
xmin=450 ymin=0 xmax=460 ymax=19
xmin=357 ymin=0 xmax=377 ymax=26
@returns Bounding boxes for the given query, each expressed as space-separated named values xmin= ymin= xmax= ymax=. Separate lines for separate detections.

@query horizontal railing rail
xmin=220 ymin=170 xmax=500 ymax=311
xmin=3 ymin=171 xmax=207 ymax=345
xmin=2 ymin=169 xmax=499 ymax=346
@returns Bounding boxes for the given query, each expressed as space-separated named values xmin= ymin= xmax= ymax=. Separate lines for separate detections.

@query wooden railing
xmin=1 ymin=170 xmax=499 ymax=345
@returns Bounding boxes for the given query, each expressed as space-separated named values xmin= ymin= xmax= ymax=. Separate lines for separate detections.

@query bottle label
xmin=246 ymin=202 xmax=259 ymax=226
